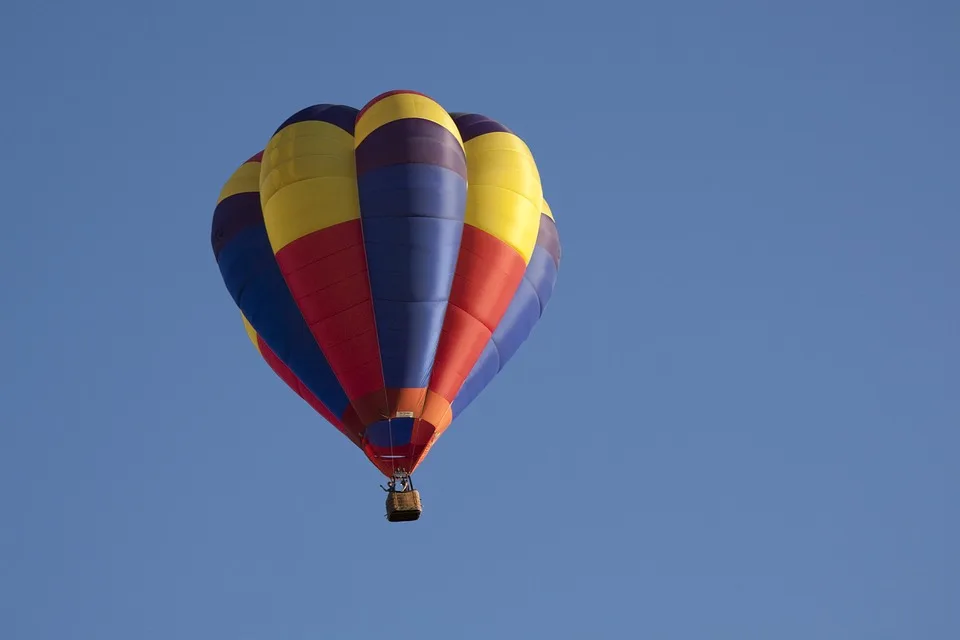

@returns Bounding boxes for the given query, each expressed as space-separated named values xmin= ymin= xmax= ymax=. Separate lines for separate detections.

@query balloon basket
xmin=385 ymin=490 xmax=422 ymax=522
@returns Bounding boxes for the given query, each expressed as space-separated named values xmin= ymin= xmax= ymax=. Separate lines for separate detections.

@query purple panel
xmin=535 ymin=214 xmax=562 ymax=266
xmin=452 ymin=113 xmax=513 ymax=142
xmin=355 ymin=118 xmax=467 ymax=179
xmin=274 ymin=104 xmax=359 ymax=136
xmin=211 ymin=192 xmax=263 ymax=260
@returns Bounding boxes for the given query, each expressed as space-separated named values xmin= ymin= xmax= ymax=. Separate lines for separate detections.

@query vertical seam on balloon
xmin=408 ymin=113 xmax=471 ymax=467
xmin=352 ymin=123 xmax=395 ymax=475
xmin=410 ymin=219 xmax=466 ymax=465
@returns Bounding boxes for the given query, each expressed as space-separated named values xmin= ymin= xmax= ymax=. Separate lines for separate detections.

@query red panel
xmin=428 ymin=306 xmax=490 ymax=401
xmin=274 ymin=220 xmax=385 ymax=402
xmin=274 ymin=220 xmax=363 ymax=272
xmin=450 ymin=226 xmax=527 ymax=329
xmin=426 ymin=226 xmax=527 ymax=401
xmin=284 ymin=246 xmax=368 ymax=305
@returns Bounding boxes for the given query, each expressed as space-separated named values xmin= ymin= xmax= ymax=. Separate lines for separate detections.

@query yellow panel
xmin=217 ymin=160 xmax=260 ymax=205
xmin=355 ymin=92 xmax=463 ymax=148
xmin=463 ymin=131 xmax=543 ymax=264
xmin=241 ymin=313 xmax=262 ymax=354
xmin=260 ymin=121 xmax=356 ymax=205
xmin=261 ymin=178 xmax=360 ymax=253
xmin=541 ymin=198 xmax=555 ymax=220
xmin=259 ymin=121 xmax=360 ymax=253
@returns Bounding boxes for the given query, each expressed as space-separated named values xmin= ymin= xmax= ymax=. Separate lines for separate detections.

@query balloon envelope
xmin=211 ymin=90 xmax=561 ymax=477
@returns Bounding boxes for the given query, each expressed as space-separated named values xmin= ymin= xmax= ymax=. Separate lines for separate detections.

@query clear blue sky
xmin=2 ymin=1 xmax=957 ymax=638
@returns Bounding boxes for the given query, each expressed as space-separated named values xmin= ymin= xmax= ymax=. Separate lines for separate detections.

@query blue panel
xmin=357 ymin=163 xmax=468 ymax=390
xmin=364 ymin=418 xmax=415 ymax=447
xmin=451 ymin=245 xmax=560 ymax=417
xmin=214 ymin=199 xmax=351 ymax=418
xmin=488 ymin=276 xmax=543 ymax=366
xmin=451 ymin=339 xmax=500 ymax=416
xmin=370 ymin=299 xmax=449 ymax=388
xmin=523 ymin=248 xmax=560 ymax=314
xmin=363 ymin=217 xmax=464 ymax=302
xmin=357 ymin=164 xmax=467 ymax=219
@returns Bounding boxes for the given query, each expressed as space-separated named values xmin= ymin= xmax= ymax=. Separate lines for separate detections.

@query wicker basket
xmin=385 ymin=490 xmax=422 ymax=522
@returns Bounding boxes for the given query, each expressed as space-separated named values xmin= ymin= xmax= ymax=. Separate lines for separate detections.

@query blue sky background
xmin=2 ymin=1 xmax=957 ymax=638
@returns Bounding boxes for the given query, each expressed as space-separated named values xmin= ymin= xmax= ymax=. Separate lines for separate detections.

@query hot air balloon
xmin=211 ymin=90 xmax=561 ymax=521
